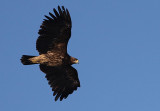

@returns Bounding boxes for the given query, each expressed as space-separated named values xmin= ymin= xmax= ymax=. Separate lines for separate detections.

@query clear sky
xmin=1 ymin=0 xmax=160 ymax=111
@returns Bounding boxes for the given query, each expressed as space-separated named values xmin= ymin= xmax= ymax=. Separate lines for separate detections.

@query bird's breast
xmin=45 ymin=51 xmax=65 ymax=66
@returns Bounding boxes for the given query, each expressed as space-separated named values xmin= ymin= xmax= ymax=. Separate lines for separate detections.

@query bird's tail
xmin=21 ymin=55 xmax=37 ymax=65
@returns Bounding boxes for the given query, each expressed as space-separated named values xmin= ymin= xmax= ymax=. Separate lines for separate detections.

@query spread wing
xmin=36 ymin=6 xmax=72 ymax=54
xmin=39 ymin=65 xmax=80 ymax=101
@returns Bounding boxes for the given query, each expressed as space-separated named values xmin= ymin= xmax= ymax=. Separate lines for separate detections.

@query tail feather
xmin=21 ymin=55 xmax=36 ymax=65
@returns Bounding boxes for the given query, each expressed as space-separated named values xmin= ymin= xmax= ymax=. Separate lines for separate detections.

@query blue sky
xmin=1 ymin=0 xmax=160 ymax=111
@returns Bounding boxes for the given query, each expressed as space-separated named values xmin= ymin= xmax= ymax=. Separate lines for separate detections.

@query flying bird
xmin=21 ymin=6 xmax=80 ymax=101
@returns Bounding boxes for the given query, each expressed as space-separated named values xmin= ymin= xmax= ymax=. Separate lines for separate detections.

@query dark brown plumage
xmin=20 ymin=6 xmax=80 ymax=101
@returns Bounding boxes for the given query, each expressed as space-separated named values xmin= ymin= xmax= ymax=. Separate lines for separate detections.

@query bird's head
xmin=70 ymin=57 xmax=79 ymax=64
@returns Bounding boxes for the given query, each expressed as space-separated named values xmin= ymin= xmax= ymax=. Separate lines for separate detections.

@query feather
xmin=49 ymin=12 xmax=56 ymax=20
xmin=53 ymin=8 xmax=59 ymax=17
xmin=58 ymin=6 xmax=63 ymax=16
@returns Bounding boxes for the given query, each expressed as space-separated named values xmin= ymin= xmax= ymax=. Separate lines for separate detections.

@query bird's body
xmin=28 ymin=51 xmax=66 ymax=66
xmin=21 ymin=6 xmax=80 ymax=101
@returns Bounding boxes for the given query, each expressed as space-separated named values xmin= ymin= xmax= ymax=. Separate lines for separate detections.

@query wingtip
xmin=62 ymin=6 xmax=65 ymax=11
xmin=53 ymin=8 xmax=59 ymax=17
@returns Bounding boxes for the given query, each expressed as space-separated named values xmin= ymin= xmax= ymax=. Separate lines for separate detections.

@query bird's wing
xmin=39 ymin=64 xmax=80 ymax=101
xmin=36 ymin=6 xmax=72 ymax=54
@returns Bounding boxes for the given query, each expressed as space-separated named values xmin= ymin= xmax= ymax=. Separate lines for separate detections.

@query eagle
xmin=21 ymin=6 xmax=80 ymax=101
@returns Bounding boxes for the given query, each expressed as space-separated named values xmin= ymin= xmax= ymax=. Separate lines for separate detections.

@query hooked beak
xmin=75 ymin=60 xmax=79 ymax=64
